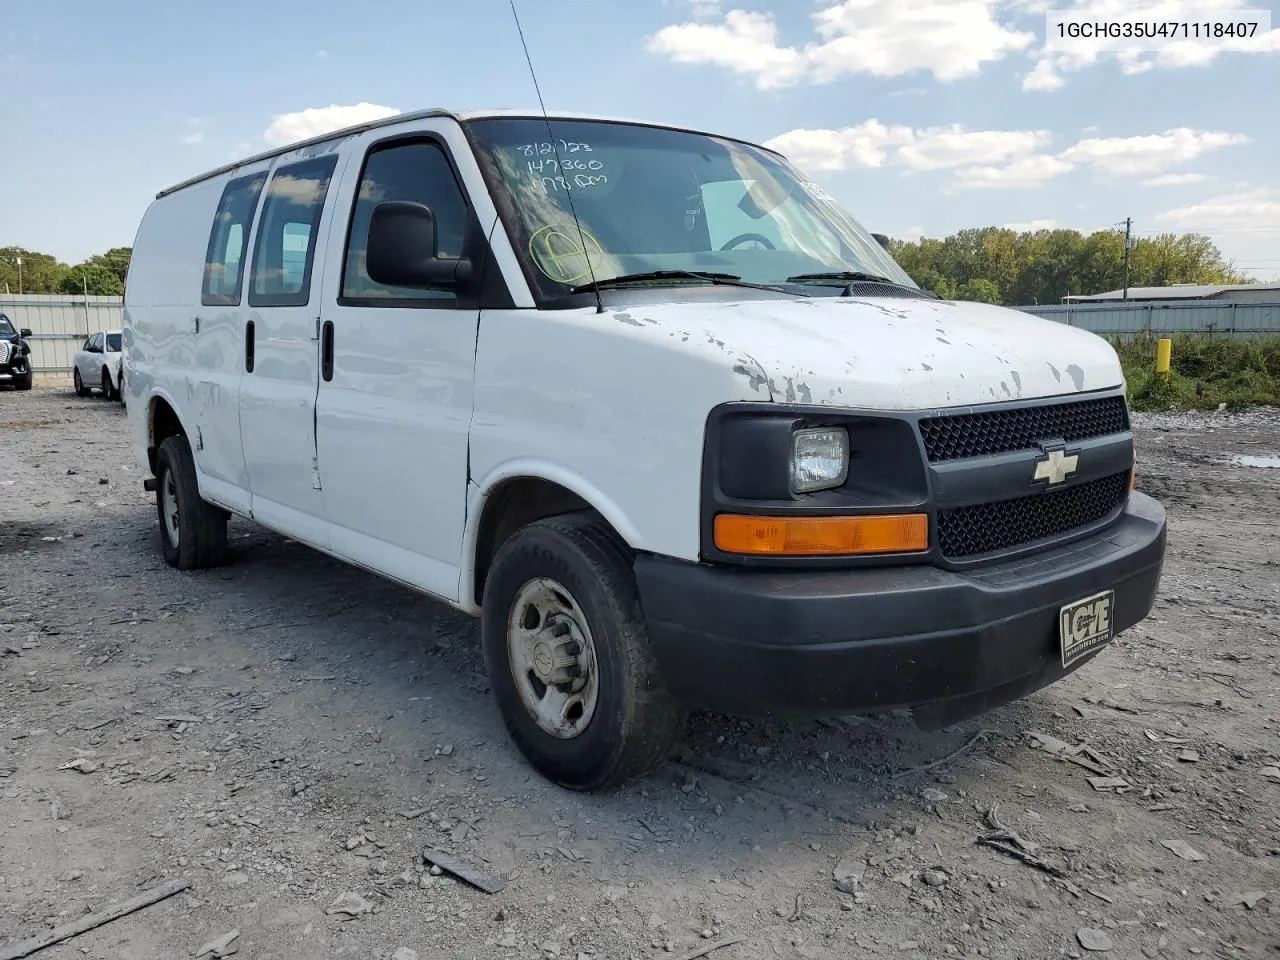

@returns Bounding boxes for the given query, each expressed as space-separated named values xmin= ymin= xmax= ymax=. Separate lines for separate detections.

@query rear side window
xmin=341 ymin=140 xmax=470 ymax=305
xmin=202 ymin=172 xmax=267 ymax=306
xmin=249 ymin=156 xmax=339 ymax=307
xmin=106 ymin=334 xmax=122 ymax=352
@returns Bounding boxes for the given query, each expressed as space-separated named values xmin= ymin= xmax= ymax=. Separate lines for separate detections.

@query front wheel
xmin=155 ymin=435 xmax=228 ymax=570
xmin=481 ymin=514 xmax=684 ymax=790
xmin=13 ymin=370 xmax=32 ymax=390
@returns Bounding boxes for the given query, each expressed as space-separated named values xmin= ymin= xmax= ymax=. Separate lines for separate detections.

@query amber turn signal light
xmin=714 ymin=513 xmax=929 ymax=557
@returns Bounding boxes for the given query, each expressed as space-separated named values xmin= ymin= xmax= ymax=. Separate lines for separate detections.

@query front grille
xmin=919 ymin=396 xmax=1129 ymax=463
xmin=937 ymin=470 xmax=1130 ymax=559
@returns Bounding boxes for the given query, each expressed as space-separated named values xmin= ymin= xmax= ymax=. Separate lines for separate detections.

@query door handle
xmin=245 ymin=320 xmax=255 ymax=373
xmin=321 ymin=320 xmax=334 ymax=382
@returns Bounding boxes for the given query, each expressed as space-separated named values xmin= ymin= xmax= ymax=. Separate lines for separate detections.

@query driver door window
xmin=340 ymin=139 xmax=470 ymax=305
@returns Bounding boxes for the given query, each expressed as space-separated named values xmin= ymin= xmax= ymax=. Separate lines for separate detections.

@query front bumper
xmin=0 ymin=358 xmax=29 ymax=381
xmin=635 ymin=492 xmax=1166 ymax=727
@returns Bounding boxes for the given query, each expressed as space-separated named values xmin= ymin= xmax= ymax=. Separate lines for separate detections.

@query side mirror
xmin=871 ymin=233 xmax=891 ymax=250
xmin=366 ymin=201 xmax=473 ymax=290
xmin=19 ymin=328 xmax=32 ymax=338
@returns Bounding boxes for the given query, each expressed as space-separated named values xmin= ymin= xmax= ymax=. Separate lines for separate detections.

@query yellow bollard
xmin=1155 ymin=338 xmax=1172 ymax=378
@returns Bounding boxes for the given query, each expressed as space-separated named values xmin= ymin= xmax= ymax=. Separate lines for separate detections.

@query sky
xmin=1 ymin=0 xmax=1278 ymax=283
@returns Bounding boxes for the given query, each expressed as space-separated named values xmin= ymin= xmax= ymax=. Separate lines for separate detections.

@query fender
xmin=142 ymin=386 xmax=246 ymax=514
xmin=144 ymin=384 xmax=191 ymax=450
xmin=458 ymin=458 xmax=646 ymax=613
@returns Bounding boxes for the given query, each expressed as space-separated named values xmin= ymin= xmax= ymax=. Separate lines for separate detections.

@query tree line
xmin=0 ymin=246 xmax=132 ymax=297
xmin=888 ymin=228 xmax=1247 ymax=305
xmin=1 ymin=227 xmax=1247 ymax=304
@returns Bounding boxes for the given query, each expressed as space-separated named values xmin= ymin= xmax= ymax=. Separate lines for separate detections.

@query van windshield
xmin=466 ymin=118 xmax=916 ymax=302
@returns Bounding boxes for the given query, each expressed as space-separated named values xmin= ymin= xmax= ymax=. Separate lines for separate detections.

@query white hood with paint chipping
xmin=622 ymin=295 xmax=1123 ymax=410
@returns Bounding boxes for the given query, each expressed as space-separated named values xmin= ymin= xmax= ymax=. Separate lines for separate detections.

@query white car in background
xmin=73 ymin=330 xmax=124 ymax=402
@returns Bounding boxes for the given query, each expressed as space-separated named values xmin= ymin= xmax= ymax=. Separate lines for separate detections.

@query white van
xmin=123 ymin=109 xmax=1167 ymax=789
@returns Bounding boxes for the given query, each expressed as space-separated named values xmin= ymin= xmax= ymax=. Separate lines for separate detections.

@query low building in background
xmin=1064 ymin=282 xmax=1280 ymax=305
xmin=1018 ymin=282 xmax=1280 ymax=337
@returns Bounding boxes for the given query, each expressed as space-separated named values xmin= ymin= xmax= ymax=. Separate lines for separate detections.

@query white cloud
xmin=263 ymin=102 xmax=400 ymax=147
xmin=807 ymin=0 xmax=1035 ymax=82
xmin=1059 ymin=129 xmax=1247 ymax=176
xmin=1004 ymin=218 xmax=1058 ymax=231
xmin=897 ymin=126 xmax=1050 ymax=170
xmin=648 ymin=0 xmax=1034 ymax=89
xmin=952 ymin=154 xmax=1076 ymax=189
xmin=1141 ymin=172 xmax=1210 ymax=187
xmin=767 ymin=120 xmax=1248 ymax=191
xmin=764 ymin=121 xmax=916 ymax=171
xmin=316 ymin=49 xmax=330 ymax=59
xmin=1025 ymin=0 xmax=1280 ymax=91
xmin=1155 ymin=187 xmax=1280 ymax=233
xmin=765 ymin=122 xmax=1048 ymax=173
xmin=180 ymin=131 xmax=204 ymax=146
xmin=646 ymin=10 xmax=804 ymax=89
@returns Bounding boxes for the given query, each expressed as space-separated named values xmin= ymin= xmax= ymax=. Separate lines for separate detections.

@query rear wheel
xmin=101 ymin=368 xmax=116 ymax=401
xmin=155 ymin=435 xmax=228 ymax=570
xmin=73 ymin=368 xmax=88 ymax=397
xmin=481 ymin=513 xmax=684 ymax=790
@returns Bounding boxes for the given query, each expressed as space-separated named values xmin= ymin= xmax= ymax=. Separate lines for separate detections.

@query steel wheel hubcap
xmin=507 ymin=577 xmax=599 ymax=739
xmin=161 ymin=471 xmax=180 ymax=547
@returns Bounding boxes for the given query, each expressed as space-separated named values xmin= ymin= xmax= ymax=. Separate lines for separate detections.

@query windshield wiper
xmin=571 ymin=270 xmax=806 ymax=296
xmin=786 ymin=270 xmax=896 ymax=285
xmin=571 ymin=270 xmax=739 ymax=292
xmin=785 ymin=271 xmax=936 ymax=298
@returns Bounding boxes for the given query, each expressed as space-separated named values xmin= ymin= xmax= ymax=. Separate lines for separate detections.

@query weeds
xmin=1109 ymin=333 xmax=1280 ymax=411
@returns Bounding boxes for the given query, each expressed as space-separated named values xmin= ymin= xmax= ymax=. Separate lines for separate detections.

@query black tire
xmin=73 ymin=368 xmax=88 ymax=397
xmin=117 ymin=371 xmax=126 ymax=407
xmin=101 ymin=368 xmax=116 ymax=401
xmin=155 ymin=435 xmax=228 ymax=570
xmin=481 ymin=513 xmax=684 ymax=790
xmin=14 ymin=371 xmax=32 ymax=390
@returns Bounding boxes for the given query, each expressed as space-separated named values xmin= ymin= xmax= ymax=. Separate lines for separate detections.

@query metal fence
xmin=1014 ymin=299 xmax=1280 ymax=338
xmin=0 ymin=294 xmax=125 ymax=373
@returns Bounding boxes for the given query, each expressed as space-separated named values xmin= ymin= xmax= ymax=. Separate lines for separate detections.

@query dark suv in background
xmin=0 ymin=313 xmax=34 ymax=390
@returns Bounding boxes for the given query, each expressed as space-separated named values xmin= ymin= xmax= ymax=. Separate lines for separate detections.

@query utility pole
xmin=15 ymin=256 xmax=22 ymax=295
xmin=1122 ymin=218 xmax=1132 ymax=302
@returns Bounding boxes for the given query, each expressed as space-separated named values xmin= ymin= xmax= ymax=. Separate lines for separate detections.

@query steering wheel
xmin=720 ymin=233 xmax=776 ymax=251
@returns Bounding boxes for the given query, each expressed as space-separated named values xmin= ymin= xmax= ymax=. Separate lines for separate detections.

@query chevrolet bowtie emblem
xmin=1034 ymin=448 xmax=1079 ymax=485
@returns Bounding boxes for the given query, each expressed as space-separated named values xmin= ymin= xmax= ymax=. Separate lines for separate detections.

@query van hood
xmin=610 ymin=294 xmax=1123 ymax=410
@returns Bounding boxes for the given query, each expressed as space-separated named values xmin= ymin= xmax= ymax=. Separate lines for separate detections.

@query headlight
xmin=790 ymin=427 xmax=849 ymax=493
xmin=0 ymin=341 xmax=10 ymax=363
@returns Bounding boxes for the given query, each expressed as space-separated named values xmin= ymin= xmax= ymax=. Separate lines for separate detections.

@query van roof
xmin=156 ymin=108 xmax=783 ymax=200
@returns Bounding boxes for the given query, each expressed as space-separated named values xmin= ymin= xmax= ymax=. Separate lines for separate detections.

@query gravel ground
xmin=1 ymin=384 xmax=1278 ymax=960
